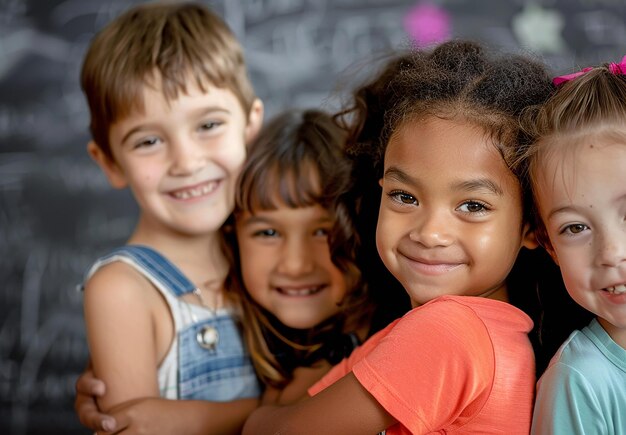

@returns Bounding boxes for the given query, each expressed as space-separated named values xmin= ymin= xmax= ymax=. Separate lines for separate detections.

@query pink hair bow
xmin=553 ymin=55 xmax=626 ymax=86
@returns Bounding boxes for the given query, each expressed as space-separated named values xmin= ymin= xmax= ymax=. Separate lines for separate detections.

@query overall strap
xmin=90 ymin=245 xmax=196 ymax=297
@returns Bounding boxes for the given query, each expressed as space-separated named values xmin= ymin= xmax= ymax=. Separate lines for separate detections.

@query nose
xmin=596 ymin=230 xmax=626 ymax=268
xmin=408 ymin=209 xmax=454 ymax=248
xmin=169 ymin=136 xmax=206 ymax=176
xmin=277 ymin=236 xmax=315 ymax=276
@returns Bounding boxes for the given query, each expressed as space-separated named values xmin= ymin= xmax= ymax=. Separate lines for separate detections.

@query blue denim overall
xmin=82 ymin=245 xmax=261 ymax=401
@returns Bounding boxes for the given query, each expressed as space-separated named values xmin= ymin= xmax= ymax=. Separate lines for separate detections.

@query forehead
xmin=385 ymin=117 xmax=514 ymax=185
xmin=143 ymin=75 xmax=244 ymax=111
xmin=113 ymin=80 xmax=245 ymax=130
xmin=106 ymin=67 xmax=240 ymax=122
xmin=536 ymin=138 xmax=626 ymax=202
xmin=236 ymin=202 xmax=332 ymax=226
xmin=535 ymin=130 xmax=626 ymax=189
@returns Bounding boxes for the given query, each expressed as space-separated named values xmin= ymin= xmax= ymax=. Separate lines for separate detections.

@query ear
xmin=87 ymin=141 xmax=127 ymax=189
xmin=531 ymin=224 xmax=560 ymax=266
xmin=543 ymin=244 xmax=559 ymax=266
xmin=244 ymin=98 xmax=264 ymax=144
xmin=520 ymin=222 xmax=539 ymax=250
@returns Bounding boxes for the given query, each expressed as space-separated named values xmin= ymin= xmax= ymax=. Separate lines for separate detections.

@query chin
xmin=278 ymin=316 xmax=323 ymax=330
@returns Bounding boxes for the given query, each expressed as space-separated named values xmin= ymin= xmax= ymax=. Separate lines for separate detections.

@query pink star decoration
xmin=404 ymin=1 xmax=452 ymax=47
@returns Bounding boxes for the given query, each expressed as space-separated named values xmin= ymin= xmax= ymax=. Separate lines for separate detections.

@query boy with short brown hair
xmin=79 ymin=2 xmax=263 ymax=433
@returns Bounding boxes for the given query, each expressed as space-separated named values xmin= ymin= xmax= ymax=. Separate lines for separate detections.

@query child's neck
xmin=483 ymin=286 xmax=509 ymax=303
xmin=598 ymin=317 xmax=626 ymax=350
xmin=127 ymin=217 xmax=228 ymax=288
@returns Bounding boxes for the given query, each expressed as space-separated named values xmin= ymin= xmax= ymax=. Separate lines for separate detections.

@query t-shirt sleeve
xmin=352 ymin=300 xmax=495 ymax=433
xmin=308 ymin=321 xmax=394 ymax=396
xmin=531 ymin=362 xmax=606 ymax=435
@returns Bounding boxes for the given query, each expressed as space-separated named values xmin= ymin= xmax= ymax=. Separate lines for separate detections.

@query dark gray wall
xmin=1 ymin=0 xmax=624 ymax=433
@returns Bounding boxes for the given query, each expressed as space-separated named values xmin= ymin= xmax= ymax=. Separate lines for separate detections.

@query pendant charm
xmin=197 ymin=325 xmax=219 ymax=350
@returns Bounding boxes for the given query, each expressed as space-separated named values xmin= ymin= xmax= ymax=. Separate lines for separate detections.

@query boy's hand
xmin=74 ymin=367 xmax=117 ymax=433
xmin=104 ymin=398 xmax=180 ymax=434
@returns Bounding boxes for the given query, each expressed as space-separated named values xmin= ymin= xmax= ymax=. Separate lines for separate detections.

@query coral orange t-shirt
xmin=309 ymin=295 xmax=535 ymax=434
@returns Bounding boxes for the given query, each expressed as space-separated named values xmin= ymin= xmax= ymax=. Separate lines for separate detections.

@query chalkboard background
xmin=0 ymin=0 xmax=624 ymax=433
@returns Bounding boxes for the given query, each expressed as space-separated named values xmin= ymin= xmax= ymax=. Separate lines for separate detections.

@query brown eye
xmin=253 ymin=228 xmax=279 ymax=237
xmin=399 ymin=193 xmax=415 ymax=204
xmin=560 ymin=223 xmax=589 ymax=236
xmin=458 ymin=201 xmax=489 ymax=214
xmin=466 ymin=202 xmax=484 ymax=212
xmin=388 ymin=190 xmax=418 ymax=206
xmin=568 ymin=224 xmax=587 ymax=234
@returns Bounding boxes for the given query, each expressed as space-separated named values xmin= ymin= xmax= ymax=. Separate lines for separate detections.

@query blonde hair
xmin=519 ymin=64 xmax=626 ymax=248
xmin=81 ymin=1 xmax=256 ymax=160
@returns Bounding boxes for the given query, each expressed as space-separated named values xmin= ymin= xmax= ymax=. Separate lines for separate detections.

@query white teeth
xmin=172 ymin=182 xmax=217 ymax=199
xmin=605 ymin=284 xmax=626 ymax=294
xmin=279 ymin=286 xmax=321 ymax=296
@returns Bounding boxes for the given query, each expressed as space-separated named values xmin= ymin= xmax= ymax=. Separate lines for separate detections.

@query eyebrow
xmin=546 ymin=205 xmax=576 ymax=221
xmin=547 ymin=192 xmax=626 ymax=221
xmin=383 ymin=166 xmax=503 ymax=195
xmin=454 ymin=179 xmax=503 ymax=196
xmin=120 ymin=106 xmax=232 ymax=146
xmin=240 ymin=210 xmax=334 ymax=226
xmin=239 ymin=215 xmax=273 ymax=226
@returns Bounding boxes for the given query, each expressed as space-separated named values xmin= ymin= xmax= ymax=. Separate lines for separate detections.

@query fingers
xmin=75 ymin=392 xmax=117 ymax=432
xmin=74 ymin=375 xmax=116 ymax=432
xmin=75 ymin=371 xmax=106 ymax=396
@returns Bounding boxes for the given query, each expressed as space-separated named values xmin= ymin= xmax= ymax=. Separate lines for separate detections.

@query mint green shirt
xmin=531 ymin=318 xmax=626 ymax=434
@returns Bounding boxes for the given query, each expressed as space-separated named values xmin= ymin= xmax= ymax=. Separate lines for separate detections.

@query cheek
xmin=472 ymin=221 xmax=522 ymax=263
xmin=473 ymin=231 xmax=493 ymax=251
xmin=375 ymin=211 xmax=395 ymax=252
xmin=232 ymin=148 xmax=247 ymax=171
xmin=239 ymin=255 xmax=264 ymax=302
xmin=140 ymin=173 xmax=158 ymax=186
xmin=222 ymin=135 xmax=247 ymax=171
xmin=238 ymin=239 xmax=276 ymax=296
xmin=326 ymin=261 xmax=349 ymax=302
xmin=126 ymin=162 xmax=159 ymax=188
xmin=550 ymin=249 xmax=583 ymax=284
xmin=237 ymin=240 xmax=256 ymax=285
xmin=474 ymin=231 xmax=512 ymax=254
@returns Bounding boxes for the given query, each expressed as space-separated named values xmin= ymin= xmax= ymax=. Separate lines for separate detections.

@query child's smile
xmin=168 ymin=179 xmax=221 ymax=201
xmin=100 ymin=81 xmax=250 ymax=237
xmin=273 ymin=283 xmax=327 ymax=297
xmin=537 ymin=140 xmax=626 ymax=334
xmin=377 ymin=116 xmax=536 ymax=308
xmin=236 ymin=204 xmax=348 ymax=329
xmin=396 ymin=252 xmax=465 ymax=276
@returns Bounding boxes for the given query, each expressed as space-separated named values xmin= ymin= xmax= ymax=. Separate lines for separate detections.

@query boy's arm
xmin=75 ymin=366 xmax=259 ymax=434
xmin=243 ymin=372 xmax=396 ymax=435
xmin=83 ymin=262 xmax=162 ymax=411
xmin=102 ymin=397 xmax=259 ymax=435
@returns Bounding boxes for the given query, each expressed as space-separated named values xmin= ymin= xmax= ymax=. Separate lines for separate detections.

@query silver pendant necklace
xmin=193 ymin=285 xmax=221 ymax=350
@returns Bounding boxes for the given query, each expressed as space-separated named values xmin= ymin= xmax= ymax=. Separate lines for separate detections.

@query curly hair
xmin=337 ymin=40 xmax=554 ymax=225
xmin=335 ymin=40 xmax=560 ymax=373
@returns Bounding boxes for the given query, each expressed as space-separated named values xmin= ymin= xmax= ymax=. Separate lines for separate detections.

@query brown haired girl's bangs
xmin=237 ymin=158 xmax=322 ymax=213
